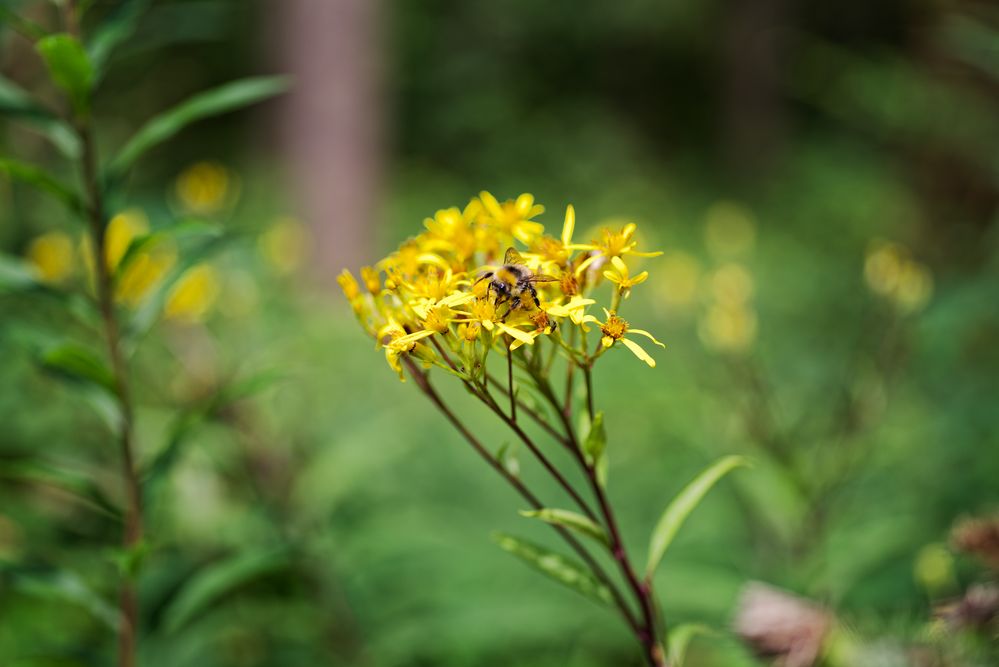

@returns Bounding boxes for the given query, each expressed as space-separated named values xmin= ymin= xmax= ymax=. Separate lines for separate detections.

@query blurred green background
xmin=1 ymin=1 xmax=997 ymax=665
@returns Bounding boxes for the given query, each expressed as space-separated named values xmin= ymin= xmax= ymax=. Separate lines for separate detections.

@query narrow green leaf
xmin=87 ymin=0 xmax=153 ymax=76
xmin=0 ymin=459 xmax=120 ymax=520
xmin=35 ymin=34 xmax=94 ymax=115
xmin=492 ymin=532 xmax=612 ymax=606
xmin=0 ymin=254 xmax=40 ymax=292
xmin=0 ymin=157 xmax=82 ymax=212
xmin=667 ymin=623 xmax=713 ymax=666
xmin=161 ymin=549 xmax=289 ymax=634
xmin=645 ymin=455 xmax=749 ymax=578
xmin=582 ymin=410 xmax=605 ymax=461
xmin=39 ymin=342 xmax=116 ymax=395
xmin=519 ymin=508 xmax=610 ymax=547
xmin=496 ymin=441 xmax=520 ymax=477
xmin=115 ymin=220 xmax=221 ymax=280
xmin=0 ymin=74 xmax=80 ymax=157
xmin=583 ymin=411 xmax=608 ymax=487
xmin=110 ymin=76 xmax=290 ymax=176
xmin=0 ymin=7 xmax=47 ymax=41
xmin=10 ymin=568 xmax=120 ymax=630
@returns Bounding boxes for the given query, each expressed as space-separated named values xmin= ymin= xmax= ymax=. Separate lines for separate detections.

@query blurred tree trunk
xmin=277 ymin=0 xmax=383 ymax=282
xmin=721 ymin=0 xmax=787 ymax=177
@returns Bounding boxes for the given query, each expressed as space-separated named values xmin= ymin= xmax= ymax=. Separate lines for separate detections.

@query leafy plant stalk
xmin=64 ymin=4 xmax=142 ymax=665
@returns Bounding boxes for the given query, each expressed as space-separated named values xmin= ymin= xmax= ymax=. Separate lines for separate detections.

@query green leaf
xmin=583 ymin=411 xmax=608 ymax=487
xmin=8 ymin=567 xmax=120 ymax=631
xmin=667 ymin=623 xmax=713 ymax=666
xmin=496 ymin=441 xmax=520 ymax=477
xmin=0 ymin=254 xmax=40 ymax=292
xmin=110 ymin=76 xmax=290 ymax=176
xmin=492 ymin=532 xmax=612 ymax=606
xmin=87 ymin=0 xmax=153 ymax=76
xmin=0 ymin=74 xmax=80 ymax=157
xmin=0 ymin=7 xmax=47 ymax=41
xmin=0 ymin=157 xmax=82 ymax=212
xmin=115 ymin=220 xmax=221 ymax=280
xmin=161 ymin=549 xmax=290 ymax=634
xmin=0 ymin=459 xmax=120 ymax=520
xmin=35 ymin=34 xmax=94 ymax=115
xmin=519 ymin=508 xmax=610 ymax=547
xmin=645 ymin=455 xmax=749 ymax=578
xmin=39 ymin=342 xmax=116 ymax=395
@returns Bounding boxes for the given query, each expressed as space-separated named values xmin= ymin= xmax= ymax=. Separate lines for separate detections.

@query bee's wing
xmin=526 ymin=274 xmax=559 ymax=283
xmin=504 ymin=247 xmax=525 ymax=265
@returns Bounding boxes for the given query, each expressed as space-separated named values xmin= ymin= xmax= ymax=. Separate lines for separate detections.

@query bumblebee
xmin=476 ymin=248 xmax=558 ymax=316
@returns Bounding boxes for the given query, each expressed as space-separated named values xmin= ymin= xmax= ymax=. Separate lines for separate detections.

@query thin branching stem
xmin=507 ymin=343 xmax=517 ymax=422
xmin=401 ymin=358 xmax=640 ymax=634
xmin=531 ymin=361 xmax=666 ymax=666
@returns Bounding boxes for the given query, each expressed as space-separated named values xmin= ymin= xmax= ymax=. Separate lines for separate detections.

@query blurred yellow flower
xmin=710 ymin=263 xmax=754 ymax=306
xmin=699 ymin=302 xmax=758 ymax=353
xmin=27 ymin=231 xmax=75 ymax=283
xmin=864 ymin=240 xmax=933 ymax=313
xmin=705 ymin=201 xmax=756 ymax=259
xmin=914 ymin=543 xmax=956 ymax=595
xmin=105 ymin=209 xmax=150 ymax=269
xmin=116 ymin=241 xmax=177 ymax=306
xmin=259 ymin=216 xmax=309 ymax=275
xmin=79 ymin=209 xmax=175 ymax=306
xmin=175 ymin=161 xmax=233 ymax=214
xmin=894 ymin=260 xmax=933 ymax=313
xmin=656 ymin=251 xmax=701 ymax=308
xmin=165 ymin=264 xmax=221 ymax=323
xmin=864 ymin=240 xmax=905 ymax=296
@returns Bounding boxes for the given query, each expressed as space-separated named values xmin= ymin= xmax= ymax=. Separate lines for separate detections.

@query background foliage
xmin=1 ymin=0 xmax=997 ymax=665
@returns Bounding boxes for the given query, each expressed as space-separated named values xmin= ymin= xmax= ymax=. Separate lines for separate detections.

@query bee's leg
xmin=527 ymin=284 xmax=540 ymax=309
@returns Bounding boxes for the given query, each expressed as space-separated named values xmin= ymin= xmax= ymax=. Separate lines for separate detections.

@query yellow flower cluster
xmin=339 ymin=191 xmax=665 ymax=380
xmin=25 ymin=209 xmax=220 ymax=324
xmin=864 ymin=240 xmax=933 ymax=313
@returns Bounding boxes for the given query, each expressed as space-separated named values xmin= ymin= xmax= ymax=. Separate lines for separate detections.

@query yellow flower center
xmin=470 ymin=298 xmax=495 ymax=322
xmin=460 ymin=322 xmax=481 ymax=341
xmin=560 ymin=273 xmax=579 ymax=297
xmin=423 ymin=306 xmax=451 ymax=334
xmin=531 ymin=235 xmax=568 ymax=264
xmin=601 ymin=313 xmax=629 ymax=341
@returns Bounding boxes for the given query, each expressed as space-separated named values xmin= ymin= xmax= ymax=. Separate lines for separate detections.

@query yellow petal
xmin=392 ymin=329 xmax=436 ymax=348
xmin=621 ymin=337 xmax=656 ymax=367
xmin=610 ymin=255 xmax=629 ymax=276
xmin=479 ymin=191 xmax=503 ymax=218
xmin=628 ymin=329 xmax=666 ymax=348
xmin=496 ymin=322 xmax=536 ymax=346
xmin=601 ymin=335 xmax=614 ymax=348
xmin=574 ymin=253 xmax=600 ymax=276
xmin=440 ymin=292 xmax=475 ymax=307
xmin=602 ymin=270 xmax=622 ymax=284
xmin=561 ymin=204 xmax=576 ymax=247
xmin=631 ymin=271 xmax=649 ymax=285
xmin=627 ymin=250 xmax=664 ymax=258
xmin=515 ymin=193 xmax=535 ymax=217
